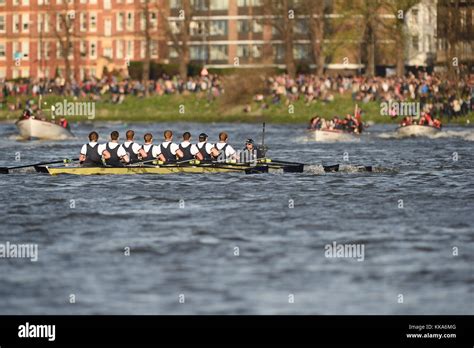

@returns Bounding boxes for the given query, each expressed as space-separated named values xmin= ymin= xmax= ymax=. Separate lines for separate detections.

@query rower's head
xmin=219 ymin=132 xmax=228 ymax=142
xmin=110 ymin=131 xmax=119 ymax=142
xmin=144 ymin=133 xmax=153 ymax=144
xmin=199 ymin=133 xmax=208 ymax=142
xmin=126 ymin=130 xmax=135 ymax=141
xmin=183 ymin=132 xmax=191 ymax=141
xmin=245 ymin=138 xmax=254 ymax=150
xmin=164 ymin=130 xmax=173 ymax=141
xmin=88 ymin=131 xmax=99 ymax=142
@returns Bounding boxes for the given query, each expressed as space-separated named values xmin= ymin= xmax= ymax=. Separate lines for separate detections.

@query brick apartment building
xmin=0 ymin=0 xmax=166 ymax=80
xmin=1 ymin=0 xmax=461 ymax=80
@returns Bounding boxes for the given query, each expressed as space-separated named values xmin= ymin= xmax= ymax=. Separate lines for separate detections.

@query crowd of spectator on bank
xmin=1 ymin=71 xmax=472 ymax=120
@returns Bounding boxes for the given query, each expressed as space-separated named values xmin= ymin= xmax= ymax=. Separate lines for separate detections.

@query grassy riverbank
xmin=0 ymin=93 xmax=473 ymax=124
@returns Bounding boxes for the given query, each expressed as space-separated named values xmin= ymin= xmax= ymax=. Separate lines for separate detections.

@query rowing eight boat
xmin=38 ymin=160 xmax=304 ymax=175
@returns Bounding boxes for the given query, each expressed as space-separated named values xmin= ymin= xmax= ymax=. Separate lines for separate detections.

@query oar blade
xmin=323 ymin=164 xmax=340 ymax=173
xmin=0 ymin=167 xmax=9 ymax=174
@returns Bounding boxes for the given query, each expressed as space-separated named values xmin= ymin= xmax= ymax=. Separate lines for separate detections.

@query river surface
xmin=0 ymin=122 xmax=473 ymax=314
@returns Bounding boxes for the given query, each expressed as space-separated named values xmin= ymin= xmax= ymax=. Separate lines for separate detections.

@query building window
xmin=151 ymin=40 xmax=158 ymax=58
xmin=294 ymin=19 xmax=308 ymax=35
xmin=150 ymin=12 xmax=157 ymax=29
xmin=210 ymin=20 xmax=227 ymax=36
xmin=140 ymin=40 xmax=145 ymax=58
xmin=116 ymin=40 xmax=124 ymax=58
xmin=238 ymin=0 xmax=262 ymax=6
xmin=272 ymin=44 xmax=284 ymax=60
xmin=252 ymin=44 xmax=262 ymax=58
xmin=192 ymin=0 xmax=208 ymax=11
xmin=210 ymin=0 xmax=227 ymax=10
xmin=104 ymin=0 xmax=111 ymax=9
xmin=237 ymin=20 xmax=249 ymax=33
xmin=190 ymin=46 xmax=207 ymax=60
xmin=0 ymin=0 xmax=5 ymax=5
xmin=13 ymin=0 xmax=19 ymax=5
xmin=140 ymin=12 xmax=146 ymax=30
xmin=412 ymin=35 xmax=419 ymax=51
xmin=22 ymin=0 xmax=29 ymax=5
xmin=252 ymin=19 xmax=262 ymax=33
xmin=105 ymin=18 xmax=112 ymax=36
xmin=0 ymin=43 xmax=5 ymax=59
xmin=80 ymin=13 xmax=87 ymax=31
xmin=0 ymin=15 xmax=5 ymax=32
xmin=293 ymin=44 xmax=309 ymax=60
xmin=126 ymin=40 xmax=133 ymax=59
xmin=210 ymin=45 xmax=227 ymax=60
xmin=460 ymin=9 xmax=467 ymax=29
xmin=104 ymin=47 xmax=112 ymax=58
xmin=126 ymin=12 xmax=134 ymax=31
xmin=170 ymin=0 xmax=181 ymax=8
xmin=90 ymin=13 xmax=97 ymax=32
xmin=80 ymin=40 xmax=87 ymax=56
xmin=21 ymin=13 xmax=30 ymax=31
xmin=190 ymin=21 xmax=206 ymax=36
xmin=117 ymin=12 xmax=125 ymax=31
xmin=169 ymin=47 xmax=178 ymax=58
xmin=90 ymin=41 xmax=96 ymax=58
xmin=237 ymin=44 xmax=250 ymax=57
xmin=44 ymin=42 xmax=50 ymax=58
xmin=13 ymin=14 xmax=20 ymax=33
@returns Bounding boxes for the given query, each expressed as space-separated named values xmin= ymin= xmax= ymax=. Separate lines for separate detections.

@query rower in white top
xmin=123 ymin=130 xmax=147 ymax=164
xmin=196 ymin=133 xmax=220 ymax=162
xmin=179 ymin=132 xmax=204 ymax=162
xmin=98 ymin=131 xmax=129 ymax=167
xmin=160 ymin=130 xmax=184 ymax=163
xmin=141 ymin=133 xmax=166 ymax=163
xmin=79 ymin=131 xmax=103 ymax=167
xmin=214 ymin=132 xmax=238 ymax=162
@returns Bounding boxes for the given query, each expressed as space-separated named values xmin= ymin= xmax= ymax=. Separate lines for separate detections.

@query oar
xmin=323 ymin=164 xmax=340 ymax=173
xmin=0 ymin=158 xmax=79 ymax=174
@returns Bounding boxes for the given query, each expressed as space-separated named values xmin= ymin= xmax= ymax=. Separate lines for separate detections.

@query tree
xmin=437 ymin=0 xmax=472 ymax=80
xmin=384 ymin=0 xmax=421 ymax=77
xmin=50 ymin=2 xmax=77 ymax=85
xmin=299 ymin=0 xmax=327 ymax=75
xmin=263 ymin=0 xmax=297 ymax=77
xmin=140 ymin=0 xmax=152 ymax=96
xmin=159 ymin=0 xmax=195 ymax=79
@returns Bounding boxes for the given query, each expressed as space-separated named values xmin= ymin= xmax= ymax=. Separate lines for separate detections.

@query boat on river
xmin=36 ymin=160 xmax=305 ymax=176
xmin=16 ymin=118 xmax=74 ymax=140
xmin=396 ymin=125 xmax=441 ymax=137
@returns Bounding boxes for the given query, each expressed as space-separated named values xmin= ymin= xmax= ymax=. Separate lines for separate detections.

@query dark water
xmin=0 ymin=122 xmax=473 ymax=314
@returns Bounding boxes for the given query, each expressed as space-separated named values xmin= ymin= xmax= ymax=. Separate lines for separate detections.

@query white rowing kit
xmin=180 ymin=141 xmax=200 ymax=155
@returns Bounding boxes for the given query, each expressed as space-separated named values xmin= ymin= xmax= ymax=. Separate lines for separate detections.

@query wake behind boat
xmin=308 ymin=129 xmax=360 ymax=142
